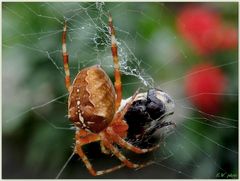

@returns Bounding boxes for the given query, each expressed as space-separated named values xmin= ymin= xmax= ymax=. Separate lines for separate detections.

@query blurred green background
xmin=2 ymin=2 xmax=238 ymax=179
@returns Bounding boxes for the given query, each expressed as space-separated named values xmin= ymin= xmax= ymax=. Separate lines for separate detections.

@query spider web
xmin=2 ymin=2 xmax=238 ymax=179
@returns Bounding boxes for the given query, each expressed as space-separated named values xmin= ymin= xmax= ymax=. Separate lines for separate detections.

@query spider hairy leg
xmin=100 ymin=141 xmax=111 ymax=155
xmin=109 ymin=15 xmax=122 ymax=111
xmin=100 ymin=133 xmax=154 ymax=169
xmin=106 ymin=127 xmax=160 ymax=154
xmin=62 ymin=21 xmax=71 ymax=92
xmin=75 ymin=141 xmax=125 ymax=176
xmin=75 ymin=130 xmax=125 ymax=176
xmin=108 ymin=90 xmax=140 ymax=138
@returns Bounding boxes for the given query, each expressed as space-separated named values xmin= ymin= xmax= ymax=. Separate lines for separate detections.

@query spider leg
xmin=62 ymin=21 xmax=71 ymax=92
xmin=75 ymin=130 xmax=124 ymax=176
xmin=100 ymin=132 xmax=154 ymax=169
xmin=114 ymin=88 xmax=140 ymax=115
xmin=109 ymin=89 xmax=139 ymax=136
xmin=106 ymin=127 xmax=159 ymax=154
xmin=109 ymin=15 xmax=122 ymax=111
xmin=109 ymin=89 xmax=139 ymax=138
xmin=100 ymin=141 xmax=111 ymax=155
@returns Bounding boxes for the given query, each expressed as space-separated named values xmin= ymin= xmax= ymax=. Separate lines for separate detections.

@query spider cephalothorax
xmin=61 ymin=15 xmax=175 ymax=176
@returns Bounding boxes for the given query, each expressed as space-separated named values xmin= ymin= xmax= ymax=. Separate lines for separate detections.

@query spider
xmin=61 ymin=15 xmax=175 ymax=176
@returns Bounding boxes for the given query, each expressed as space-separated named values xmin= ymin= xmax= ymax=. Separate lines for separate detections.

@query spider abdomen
xmin=68 ymin=65 xmax=115 ymax=133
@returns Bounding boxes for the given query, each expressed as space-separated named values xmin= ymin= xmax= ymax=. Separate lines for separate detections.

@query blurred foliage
xmin=2 ymin=2 xmax=238 ymax=179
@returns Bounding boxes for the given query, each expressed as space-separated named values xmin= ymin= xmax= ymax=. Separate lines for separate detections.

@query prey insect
xmin=61 ymin=15 xmax=175 ymax=176
xmin=124 ymin=89 xmax=175 ymax=149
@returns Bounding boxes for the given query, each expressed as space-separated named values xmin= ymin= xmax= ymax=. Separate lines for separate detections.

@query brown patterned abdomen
xmin=68 ymin=65 xmax=115 ymax=133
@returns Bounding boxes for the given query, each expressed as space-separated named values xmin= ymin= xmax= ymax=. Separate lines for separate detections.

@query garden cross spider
xmin=62 ymin=15 xmax=175 ymax=176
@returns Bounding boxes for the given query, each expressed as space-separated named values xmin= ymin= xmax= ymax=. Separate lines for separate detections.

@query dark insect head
xmin=146 ymin=88 xmax=166 ymax=120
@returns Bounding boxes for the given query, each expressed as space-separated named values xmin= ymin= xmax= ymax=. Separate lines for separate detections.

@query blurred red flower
xmin=219 ymin=27 xmax=238 ymax=50
xmin=185 ymin=63 xmax=227 ymax=115
xmin=177 ymin=5 xmax=238 ymax=55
